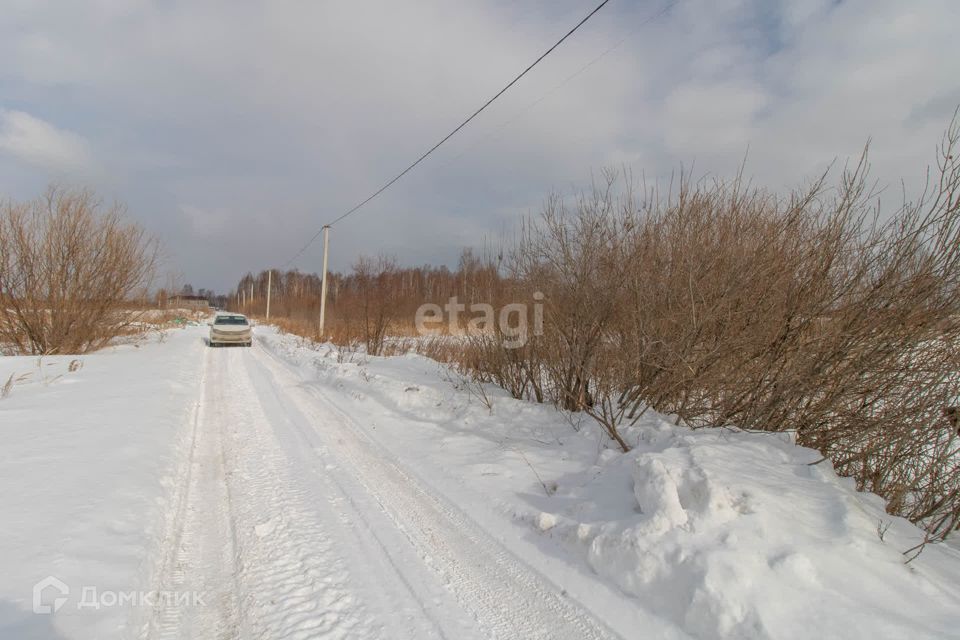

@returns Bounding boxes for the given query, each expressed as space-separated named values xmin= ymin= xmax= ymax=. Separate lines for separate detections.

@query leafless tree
xmin=0 ymin=186 xmax=159 ymax=354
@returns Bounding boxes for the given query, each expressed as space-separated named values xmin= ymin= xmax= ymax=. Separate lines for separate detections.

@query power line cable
xmin=439 ymin=0 xmax=677 ymax=169
xmin=284 ymin=0 xmax=614 ymax=267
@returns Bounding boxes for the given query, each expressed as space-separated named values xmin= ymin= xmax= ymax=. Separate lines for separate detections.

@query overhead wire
xmin=438 ymin=0 xmax=678 ymax=169
xmin=283 ymin=0 xmax=615 ymax=267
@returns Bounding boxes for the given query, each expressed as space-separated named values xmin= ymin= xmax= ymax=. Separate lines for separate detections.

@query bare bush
xmin=0 ymin=186 xmax=158 ymax=354
xmin=352 ymin=255 xmax=401 ymax=355
xmin=496 ymin=172 xmax=636 ymax=448
xmin=488 ymin=119 xmax=960 ymax=540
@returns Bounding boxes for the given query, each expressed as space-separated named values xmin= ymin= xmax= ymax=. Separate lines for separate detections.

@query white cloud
xmin=0 ymin=109 xmax=94 ymax=173
xmin=179 ymin=204 xmax=231 ymax=238
xmin=0 ymin=0 xmax=957 ymax=289
xmin=662 ymin=82 xmax=769 ymax=153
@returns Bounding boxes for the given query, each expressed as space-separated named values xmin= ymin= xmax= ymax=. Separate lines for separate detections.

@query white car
xmin=208 ymin=313 xmax=252 ymax=347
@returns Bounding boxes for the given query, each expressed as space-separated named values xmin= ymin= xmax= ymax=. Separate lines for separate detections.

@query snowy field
xmin=1 ymin=323 xmax=959 ymax=639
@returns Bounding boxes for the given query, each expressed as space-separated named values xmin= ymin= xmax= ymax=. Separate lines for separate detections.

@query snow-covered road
xmin=4 ymin=324 xmax=959 ymax=640
xmin=149 ymin=338 xmax=623 ymax=640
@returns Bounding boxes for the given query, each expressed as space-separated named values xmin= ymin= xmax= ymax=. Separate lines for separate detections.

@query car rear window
xmin=215 ymin=316 xmax=248 ymax=325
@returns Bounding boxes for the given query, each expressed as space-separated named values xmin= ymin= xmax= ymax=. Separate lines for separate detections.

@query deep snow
xmin=0 ymin=327 xmax=206 ymax=638
xmin=1 ymin=323 xmax=958 ymax=639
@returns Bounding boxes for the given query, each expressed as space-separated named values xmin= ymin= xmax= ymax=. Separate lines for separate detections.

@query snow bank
xmin=0 ymin=326 xmax=206 ymax=639
xmin=261 ymin=328 xmax=960 ymax=640
xmin=544 ymin=420 xmax=960 ymax=639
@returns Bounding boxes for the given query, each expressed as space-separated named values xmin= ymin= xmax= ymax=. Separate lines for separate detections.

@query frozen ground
xmin=1 ymin=324 xmax=958 ymax=639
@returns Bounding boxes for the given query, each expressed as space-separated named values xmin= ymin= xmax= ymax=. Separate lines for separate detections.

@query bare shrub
xmin=469 ymin=117 xmax=960 ymax=540
xmin=448 ymin=321 xmax=547 ymax=405
xmin=0 ymin=186 xmax=158 ymax=354
xmin=468 ymin=172 xmax=635 ymax=447
xmin=352 ymin=255 xmax=401 ymax=355
xmin=442 ymin=367 xmax=495 ymax=413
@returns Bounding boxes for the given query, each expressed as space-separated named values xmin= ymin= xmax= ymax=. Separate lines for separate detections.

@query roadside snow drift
xmin=543 ymin=424 xmax=960 ymax=639
xmin=0 ymin=328 xmax=206 ymax=639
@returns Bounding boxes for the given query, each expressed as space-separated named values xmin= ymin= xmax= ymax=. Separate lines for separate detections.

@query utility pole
xmin=319 ymin=225 xmax=331 ymax=338
xmin=266 ymin=269 xmax=272 ymax=320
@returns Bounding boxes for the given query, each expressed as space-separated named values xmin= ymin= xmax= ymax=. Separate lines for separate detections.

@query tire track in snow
xmin=147 ymin=347 xmax=242 ymax=640
xmin=235 ymin=348 xmax=486 ymax=640
xmin=233 ymin=339 xmax=512 ymax=639
xmin=252 ymin=341 xmax=625 ymax=640
xmin=215 ymin=347 xmax=386 ymax=639
xmin=149 ymin=343 xmax=481 ymax=640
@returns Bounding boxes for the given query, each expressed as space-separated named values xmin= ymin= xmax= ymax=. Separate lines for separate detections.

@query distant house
xmin=169 ymin=295 xmax=210 ymax=311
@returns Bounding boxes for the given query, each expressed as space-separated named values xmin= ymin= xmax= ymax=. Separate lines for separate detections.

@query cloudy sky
xmin=1 ymin=0 xmax=958 ymax=291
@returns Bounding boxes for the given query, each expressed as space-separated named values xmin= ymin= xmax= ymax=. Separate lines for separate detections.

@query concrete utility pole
xmin=319 ymin=225 xmax=331 ymax=338
xmin=266 ymin=270 xmax=272 ymax=320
